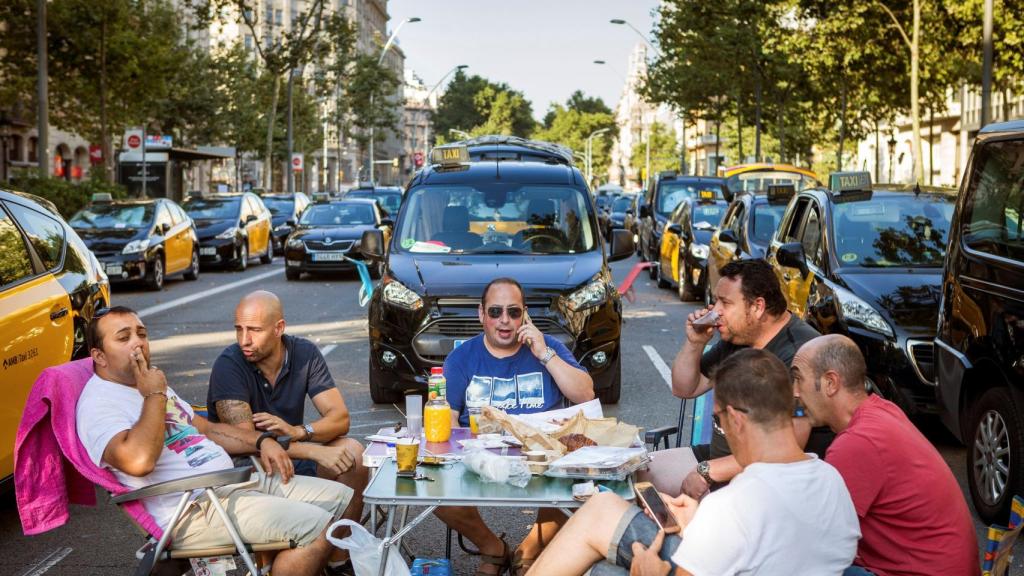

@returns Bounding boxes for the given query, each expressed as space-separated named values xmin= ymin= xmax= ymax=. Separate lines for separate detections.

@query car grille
xmin=906 ymin=339 xmax=936 ymax=385
xmin=304 ymin=239 xmax=353 ymax=251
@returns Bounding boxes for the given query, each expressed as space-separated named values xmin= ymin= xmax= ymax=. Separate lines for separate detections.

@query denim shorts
xmin=588 ymin=505 xmax=683 ymax=575
xmin=293 ymin=458 xmax=318 ymax=477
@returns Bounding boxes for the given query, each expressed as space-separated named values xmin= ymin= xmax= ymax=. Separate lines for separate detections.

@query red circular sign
xmin=292 ymin=157 xmax=301 ymax=166
xmin=127 ymin=134 xmax=141 ymax=148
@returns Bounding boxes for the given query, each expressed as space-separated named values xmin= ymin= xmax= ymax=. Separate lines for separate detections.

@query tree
xmin=342 ymin=54 xmax=401 ymax=174
xmin=432 ymin=71 xmax=535 ymax=141
xmin=630 ymin=122 xmax=678 ymax=187
xmin=542 ymin=90 xmax=612 ymax=128
xmin=470 ymin=85 xmax=535 ymax=137
xmin=532 ymin=94 xmax=616 ymax=186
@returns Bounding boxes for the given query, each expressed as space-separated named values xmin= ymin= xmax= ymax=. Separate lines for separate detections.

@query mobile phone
xmin=523 ymin=308 xmax=532 ymax=325
xmin=634 ymin=482 xmax=681 ymax=533
xmin=691 ymin=310 xmax=719 ymax=327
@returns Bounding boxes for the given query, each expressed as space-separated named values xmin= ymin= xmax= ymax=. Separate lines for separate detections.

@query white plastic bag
xmin=325 ymin=519 xmax=410 ymax=576
xmin=463 ymin=449 xmax=531 ymax=488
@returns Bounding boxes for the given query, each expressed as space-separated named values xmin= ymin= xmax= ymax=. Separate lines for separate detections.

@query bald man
xmin=207 ymin=291 xmax=367 ymax=570
xmin=791 ymin=335 xmax=979 ymax=576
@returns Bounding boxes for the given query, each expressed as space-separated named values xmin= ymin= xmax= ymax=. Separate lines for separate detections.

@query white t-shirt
xmin=671 ymin=455 xmax=860 ymax=575
xmin=76 ymin=374 xmax=236 ymax=527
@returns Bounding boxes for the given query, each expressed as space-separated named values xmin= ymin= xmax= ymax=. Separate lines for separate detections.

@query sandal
xmin=475 ymin=534 xmax=513 ymax=576
xmin=511 ymin=549 xmax=537 ymax=576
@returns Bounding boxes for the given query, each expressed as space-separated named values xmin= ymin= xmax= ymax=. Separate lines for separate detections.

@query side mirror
xmin=777 ymin=242 xmax=809 ymax=278
xmin=718 ymin=229 xmax=739 ymax=245
xmin=159 ymin=223 xmax=170 ymax=235
xmin=639 ymin=205 xmax=651 ymax=219
xmin=625 ymin=209 xmax=634 ymax=216
xmin=245 ymin=214 xmax=257 ymax=224
xmin=379 ymin=218 xmax=394 ymax=228
xmin=609 ymin=229 xmax=635 ymax=262
xmin=723 ymin=186 xmax=735 ymax=203
xmin=667 ymin=224 xmax=683 ymax=236
xmin=286 ymin=219 xmax=296 ymax=227
xmin=360 ymin=229 xmax=385 ymax=261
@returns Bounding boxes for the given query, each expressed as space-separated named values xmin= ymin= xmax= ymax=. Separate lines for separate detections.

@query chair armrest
xmin=111 ymin=466 xmax=253 ymax=504
xmin=645 ymin=426 xmax=678 ymax=451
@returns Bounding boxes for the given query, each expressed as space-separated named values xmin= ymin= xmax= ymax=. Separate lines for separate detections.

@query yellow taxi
xmin=0 ymin=188 xmax=110 ymax=486
xmin=656 ymin=186 xmax=729 ymax=301
xmin=69 ymin=195 xmax=200 ymax=290
xmin=718 ymin=163 xmax=819 ymax=198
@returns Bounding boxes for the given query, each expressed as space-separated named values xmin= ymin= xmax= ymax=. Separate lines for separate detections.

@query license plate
xmin=453 ymin=339 xmax=466 ymax=349
xmin=200 ymin=247 xmax=216 ymax=256
xmin=105 ymin=264 xmax=122 ymax=275
xmin=312 ymin=252 xmax=345 ymax=262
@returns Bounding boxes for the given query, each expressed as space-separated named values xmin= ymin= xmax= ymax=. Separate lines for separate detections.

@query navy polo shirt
xmin=206 ymin=334 xmax=335 ymax=425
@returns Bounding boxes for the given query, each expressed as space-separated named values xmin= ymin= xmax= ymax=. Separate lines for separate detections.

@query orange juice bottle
xmin=424 ymin=367 xmax=452 ymax=443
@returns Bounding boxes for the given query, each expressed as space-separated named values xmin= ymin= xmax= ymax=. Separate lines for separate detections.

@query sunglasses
xmin=712 ymin=405 xmax=750 ymax=437
xmin=485 ymin=305 xmax=524 ymax=320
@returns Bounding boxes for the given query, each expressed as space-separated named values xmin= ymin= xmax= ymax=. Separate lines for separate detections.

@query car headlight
xmin=382 ymin=279 xmax=424 ymax=311
xmin=566 ymin=279 xmax=608 ymax=312
xmin=274 ymin=223 xmax=291 ymax=232
xmin=689 ymin=243 xmax=709 ymax=259
xmin=122 ymin=238 xmax=150 ymax=254
xmin=834 ymin=285 xmax=893 ymax=337
xmin=216 ymin=227 xmax=239 ymax=240
xmin=287 ymin=237 xmax=304 ymax=249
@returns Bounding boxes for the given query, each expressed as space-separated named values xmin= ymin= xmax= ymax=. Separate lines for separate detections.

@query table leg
xmin=376 ymin=505 xmax=438 ymax=576
xmin=370 ymin=504 xmax=378 ymax=536
xmin=377 ymin=505 xmax=396 ymax=576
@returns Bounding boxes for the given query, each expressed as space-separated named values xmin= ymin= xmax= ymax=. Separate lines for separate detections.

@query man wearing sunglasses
xmin=526 ymin=348 xmax=859 ymax=576
xmin=436 ymin=277 xmax=594 ymax=575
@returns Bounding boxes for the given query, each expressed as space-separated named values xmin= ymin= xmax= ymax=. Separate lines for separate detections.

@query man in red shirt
xmin=791 ymin=334 xmax=980 ymax=576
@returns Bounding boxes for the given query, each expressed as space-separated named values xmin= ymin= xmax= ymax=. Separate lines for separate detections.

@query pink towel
xmin=15 ymin=359 xmax=163 ymax=538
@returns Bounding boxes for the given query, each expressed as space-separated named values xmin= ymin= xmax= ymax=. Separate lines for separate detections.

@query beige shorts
xmin=171 ymin=470 xmax=353 ymax=549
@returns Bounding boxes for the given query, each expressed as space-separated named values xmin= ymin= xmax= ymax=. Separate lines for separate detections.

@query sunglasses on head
xmin=485 ymin=305 xmax=524 ymax=320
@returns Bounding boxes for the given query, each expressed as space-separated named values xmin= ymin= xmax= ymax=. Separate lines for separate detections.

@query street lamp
xmin=423 ymin=64 xmax=468 ymax=156
xmin=449 ymin=128 xmax=471 ymax=140
xmin=887 ymin=133 xmax=898 ymax=183
xmin=586 ymin=127 xmax=611 ymax=187
xmin=609 ymin=18 xmax=661 ymax=57
xmin=369 ymin=16 xmax=421 ymax=183
xmin=593 ymin=60 xmax=625 ymax=82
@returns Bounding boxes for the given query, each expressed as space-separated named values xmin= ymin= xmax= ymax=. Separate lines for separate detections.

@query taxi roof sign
xmin=430 ymin=145 xmax=470 ymax=166
xmin=91 ymin=193 xmax=113 ymax=203
xmin=766 ymin=184 xmax=795 ymax=204
xmin=829 ymin=171 xmax=872 ymax=193
xmin=698 ymin=189 xmax=716 ymax=201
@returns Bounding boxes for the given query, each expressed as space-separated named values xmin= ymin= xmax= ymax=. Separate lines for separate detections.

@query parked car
xmin=604 ymin=194 xmax=635 ymax=240
xmin=260 ymin=192 xmax=310 ymax=251
xmin=935 ymin=120 xmax=1024 ymax=523
xmin=767 ymin=171 xmax=956 ymax=417
xmin=344 ymin=185 xmax=403 ymax=217
xmin=183 ymin=192 xmax=273 ymax=270
xmin=0 ymin=188 xmax=110 ymax=488
xmin=637 ymin=172 xmax=726 ymax=280
xmin=657 ymin=189 xmax=730 ymax=301
xmin=284 ymin=198 xmax=391 ymax=281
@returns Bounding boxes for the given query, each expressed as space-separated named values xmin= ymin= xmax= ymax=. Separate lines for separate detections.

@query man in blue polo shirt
xmin=207 ymin=291 xmax=367 ymax=574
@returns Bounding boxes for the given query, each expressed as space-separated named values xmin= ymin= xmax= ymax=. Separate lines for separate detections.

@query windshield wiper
xmin=466 ymin=247 xmax=526 ymax=255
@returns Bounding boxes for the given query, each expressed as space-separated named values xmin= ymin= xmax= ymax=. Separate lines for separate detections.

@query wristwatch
xmin=256 ymin=431 xmax=292 ymax=451
xmin=302 ymin=423 xmax=315 ymax=441
xmin=696 ymin=460 xmax=714 ymax=485
xmin=539 ymin=346 xmax=556 ymax=365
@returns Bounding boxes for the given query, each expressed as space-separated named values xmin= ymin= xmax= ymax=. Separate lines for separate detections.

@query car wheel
xmin=369 ymin=357 xmax=403 ymax=404
xmin=595 ymin=354 xmax=621 ymax=404
xmin=285 ymin=266 xmax=301 ymax=281
xmin=146 ymin=256 xmax=165 ymax=291
xmin=679 ymin=258 xmax=697 ymax=301
xmin=183 ymin=250 xmax=200 ymax=281
xmin=236 ymin=242 xmax=248 ymax=271
xmin=703 ymin=279 xmax=713 ymax=307
xmin=968 ymin=387 xmax=1024 ymax=524
xmin=260 ymin=239 xmax=274 ymax=264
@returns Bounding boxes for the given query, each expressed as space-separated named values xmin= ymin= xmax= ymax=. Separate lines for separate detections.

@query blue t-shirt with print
xmin=443 ymin=334 xmax=584 ymax=427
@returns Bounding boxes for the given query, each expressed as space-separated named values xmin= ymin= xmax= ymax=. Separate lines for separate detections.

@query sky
xmin=388 ymin=0 xmax=660 ymax=120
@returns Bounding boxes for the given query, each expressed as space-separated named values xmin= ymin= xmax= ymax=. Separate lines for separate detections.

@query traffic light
xmin=392 ymin=157 xmax=399 ymax=168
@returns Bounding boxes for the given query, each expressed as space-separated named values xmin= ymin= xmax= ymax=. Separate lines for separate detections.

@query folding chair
xmin=982 ymin=495 xmax=1024 ymax=576
xmin=644 ymin=389 xmax=714 ymax=451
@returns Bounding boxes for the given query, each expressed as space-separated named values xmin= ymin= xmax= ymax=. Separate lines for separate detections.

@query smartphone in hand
xmin=634 ymin=481 xmax=681 ymax=534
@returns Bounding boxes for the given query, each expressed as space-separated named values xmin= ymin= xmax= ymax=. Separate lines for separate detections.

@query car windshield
xmin=833 ymin=195 xmax=956 ymax=268
xmin=70 ymin=204 xmax=154 ymax=229
xmin=726 ymin=170 xmax=817 ymax=195
xmin=751 ymin=203 xmax=787 ymax=244
xmin=691 ymin=203 xmax=726 ymax=228
xmin=183 ymin=198 xmax=240 ymax=220
xmin=300 ymin=204 xmax=375 ymax=226
xmin=262 ymin=197 xmax=294 ymax=216
xmin=596 ymin=196 xmax=613 ymax=210
xmin=612 ymin=197 xmax=632 ymax=211
xmin=396 ymin=184 xmax=596 ymax=255
xmin=658 ymin=182 xmax=724 ymax=215
xmin=347 ymin=190 xmax=402 ymax=214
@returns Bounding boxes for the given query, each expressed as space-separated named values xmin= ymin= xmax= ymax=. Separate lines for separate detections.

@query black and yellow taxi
xmin=0 ymin=188 xmax=110 ymax=487
xmin=705 ymin=184 xmax=796 ymax=306
xmin=656 ymin=186 xmax=729 ymax=302
xmin=260 ymin=191 xmax=310 ymax=251
xmin=283 ymin=197 xmax=392 ymax=281
xmin=766 ymin=171 xmax=956 ymax=413
xmin=719 ymin=162 xmax=820 ymax=199
xmin=183 ymin=192 xmax=274 ymax=270
xmin=70 ymin=195 xmax=199 ymax=290
xmin=344 ymin=185 xmax=403 ymax=217
xmin=359 ymin=136 xmax=634 ymax=404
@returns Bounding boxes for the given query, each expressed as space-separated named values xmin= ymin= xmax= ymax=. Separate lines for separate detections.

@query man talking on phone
xmin=527 ymin=349 xmax=859 ymax=576
xmin=439 ymin=277 xmax=594 ymax=575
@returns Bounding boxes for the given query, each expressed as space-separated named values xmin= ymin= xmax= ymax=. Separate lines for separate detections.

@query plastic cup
xmin=468 ymin=407 xmax=481 ymax=434
xmin=405 ymin=394 xmax=423 ymax=437
xmin=396 ymin=438 xmax=420 ymax=474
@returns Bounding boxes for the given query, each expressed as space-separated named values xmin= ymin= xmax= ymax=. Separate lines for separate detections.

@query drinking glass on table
xmin=405 ymin=394 xmax=423 ymax=437
xmin=396 ymin=438 xmax=420 ymax=475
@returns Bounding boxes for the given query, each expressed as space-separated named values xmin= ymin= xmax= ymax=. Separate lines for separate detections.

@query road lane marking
xmin=320 ymin=344 xmax=337 ymax=357
xmin=643 ymin=345 xmax=673 ymax=389
xmin=18 ymin=547 xmax=72 ymax=576
xmin=137 ymin=268 xmax=281 ymax=318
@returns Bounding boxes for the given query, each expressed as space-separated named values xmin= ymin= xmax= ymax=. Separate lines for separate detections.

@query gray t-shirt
xmin=699 ymin=314 xmax=822 ymax=458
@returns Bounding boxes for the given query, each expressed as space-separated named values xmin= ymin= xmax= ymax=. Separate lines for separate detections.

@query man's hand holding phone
xmin=635 ymin=482 xmax=682 ymax=534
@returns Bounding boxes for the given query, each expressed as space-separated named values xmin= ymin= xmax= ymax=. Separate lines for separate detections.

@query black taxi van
xmin=359 ymin=136 xmax=635 ymax=404
xmin=935 ymin=120 xmax=1024 ymax=523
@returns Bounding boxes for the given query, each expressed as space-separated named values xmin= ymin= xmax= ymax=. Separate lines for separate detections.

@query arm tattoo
xmin=205 ymin=426 xmax=254 ymax=452
xmin=216 ymin=400 xmax=254 ymax=425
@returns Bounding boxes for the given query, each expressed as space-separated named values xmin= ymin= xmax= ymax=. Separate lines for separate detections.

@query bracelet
xmin=256 ymin=431 xmax=276 ymax=451
xmin=144 ymin=391 xmax=168 ymax=401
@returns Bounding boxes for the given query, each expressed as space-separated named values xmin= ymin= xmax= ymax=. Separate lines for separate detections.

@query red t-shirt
xmin=826 ymin=395 xmax=979 ymax=576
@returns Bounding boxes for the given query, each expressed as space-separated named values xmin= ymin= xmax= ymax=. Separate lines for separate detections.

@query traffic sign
xmin=414 ymin=151 xmax=424 ymax=167
xmin=89 ymin=145 xmax=103 ymax=165
xmin=124 ymin=129 xmax=143 ymax=150
xmin=291 ymin=153 xmax=304 ymax=172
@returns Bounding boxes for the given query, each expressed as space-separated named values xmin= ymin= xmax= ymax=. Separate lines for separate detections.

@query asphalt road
xmin=0 ymin=252 xmax=1013 ymax=575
